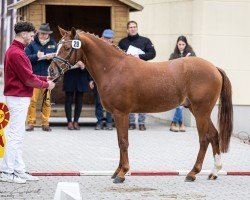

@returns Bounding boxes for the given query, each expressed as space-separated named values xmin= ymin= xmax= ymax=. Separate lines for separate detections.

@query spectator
xmin=63 ymin=61 xmax=89 ymax=130
xmin=0 ymin=21 xmax=55 ymax=184
xmin=118 ymin=21 xmax=156 ymax=131
xmin=89 ymin=29 xmax=115 ymax=130
xmin=25 ymin=23 xmax=57 ymax=132
xmin=169 ymin=35 xmax=196 ymax=132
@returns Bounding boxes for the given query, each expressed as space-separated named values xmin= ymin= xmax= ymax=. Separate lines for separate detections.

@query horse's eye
xmin=64 ymin=46 xmax=71 ymax=51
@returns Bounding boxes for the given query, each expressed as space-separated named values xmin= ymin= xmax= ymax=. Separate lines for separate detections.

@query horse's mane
xmin=78 ymin=31 xmax=128 ymax=56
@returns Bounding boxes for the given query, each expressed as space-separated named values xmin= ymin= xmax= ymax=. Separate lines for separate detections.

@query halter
xmin=52 ymin=33 xmax=81 ymax=77
xmin=42 ymin=34 xmax=81 ymax=111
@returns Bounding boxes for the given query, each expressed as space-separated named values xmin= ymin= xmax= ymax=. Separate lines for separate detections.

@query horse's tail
xmin=217 ymin=67 xmax=233 ymax=153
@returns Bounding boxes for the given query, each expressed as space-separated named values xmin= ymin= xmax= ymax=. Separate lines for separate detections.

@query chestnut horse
xmin=49 ymin=27 xmax=233 ymax=183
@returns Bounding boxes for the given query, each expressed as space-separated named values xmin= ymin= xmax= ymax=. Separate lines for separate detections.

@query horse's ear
xmin=58 ymin=26 xmax=68 ymax=37
xmin=70 ymin=27 xmax=77 ymax=39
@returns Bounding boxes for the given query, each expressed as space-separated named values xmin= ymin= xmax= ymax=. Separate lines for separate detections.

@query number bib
xmin=72 ymin=40 xmax=81 ymax=49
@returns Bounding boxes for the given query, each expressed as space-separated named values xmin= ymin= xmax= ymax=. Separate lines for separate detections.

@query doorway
xmin=46 ymin=5 xmax=111 ymax=105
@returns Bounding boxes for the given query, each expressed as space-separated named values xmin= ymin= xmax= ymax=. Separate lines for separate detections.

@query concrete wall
xmin=129 ymin=0 xmax=250 ymax=133
xmin=211 ymin=105 xmax=250 ymax=134
xmin=193 ymin=0 xmax=250 ymax=105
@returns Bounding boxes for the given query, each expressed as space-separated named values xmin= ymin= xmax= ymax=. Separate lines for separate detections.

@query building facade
xmin=130 ymin=0 xmax=250 ymax=133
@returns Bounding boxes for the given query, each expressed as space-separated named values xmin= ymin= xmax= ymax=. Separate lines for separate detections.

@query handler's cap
xmin=102 ymin=29 xmax=115 ymax=39
xmin=37 ymin=23 xmax=53 ymax=34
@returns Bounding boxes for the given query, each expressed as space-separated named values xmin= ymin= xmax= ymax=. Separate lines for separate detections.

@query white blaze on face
xmin=211 ymin=154 xmax=222 ymax=176
xmin=56 ymin=42 xmax=63 ymax=56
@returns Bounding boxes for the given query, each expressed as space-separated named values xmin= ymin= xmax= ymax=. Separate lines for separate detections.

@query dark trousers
xmin=95 ymin=91 xmax=112 ymax=124
xmin=65 ymin=91 xmax=83 ymax=123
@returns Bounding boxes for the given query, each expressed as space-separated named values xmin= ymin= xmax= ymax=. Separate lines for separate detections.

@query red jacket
xmin=4 ymin=40 xmax=49 ymax=97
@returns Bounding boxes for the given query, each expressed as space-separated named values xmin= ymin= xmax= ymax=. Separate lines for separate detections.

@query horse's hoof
xmin=185 ymin=175 xmax=196 ymax=182
xmin=113 ymin=176 xmax=125 ymax=184
xmin=208 ymin=174 xmax=218 ymax=180
xmin=111 ymin=173 xmax=117 ymax=179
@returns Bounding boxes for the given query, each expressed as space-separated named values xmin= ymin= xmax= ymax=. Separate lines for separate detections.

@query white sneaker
xmin=14 ymin=171 xmax=39 ymax=181
xmin=0 ymin=172 xmax=26 ymax=184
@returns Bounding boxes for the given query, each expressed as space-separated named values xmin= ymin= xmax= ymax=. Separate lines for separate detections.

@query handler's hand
xmin=47 ymin=80 xmax=55 ymax=90
xmin=89 ymin=80 xmax=94 ymax=90
xmin=47 ymin=76 xmax=53 ymax=81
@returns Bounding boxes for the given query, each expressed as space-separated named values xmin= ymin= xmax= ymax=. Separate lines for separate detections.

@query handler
xmin=0 ymin=21 xmax=55 ymax=184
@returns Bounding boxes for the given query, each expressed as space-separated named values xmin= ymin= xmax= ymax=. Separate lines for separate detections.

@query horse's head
xmin=49 ymin=27 xmax=83 ymax=79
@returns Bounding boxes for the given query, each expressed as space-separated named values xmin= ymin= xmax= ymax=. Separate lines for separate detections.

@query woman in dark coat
xmin=63 ymin=62 xmax=90 ymax=130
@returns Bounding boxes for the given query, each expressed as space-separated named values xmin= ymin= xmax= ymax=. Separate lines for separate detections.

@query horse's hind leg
xmin=207 ymin=120 xmax=222 ymax=180
xmin=186 ymin=112 xmax=210 ymax=182
xmin=112 ymin=113 xmax=130 ymax=184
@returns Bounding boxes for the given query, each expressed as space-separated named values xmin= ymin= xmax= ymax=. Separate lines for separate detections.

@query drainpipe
xmin=0 ymin=1 xmax=6 ymax=65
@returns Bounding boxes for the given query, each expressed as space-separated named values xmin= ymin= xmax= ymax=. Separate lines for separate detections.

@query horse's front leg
xmin=112 ymin=113 xmax=130 ymax=184
xmin=111 ymin=150 xmax=121 ymax=179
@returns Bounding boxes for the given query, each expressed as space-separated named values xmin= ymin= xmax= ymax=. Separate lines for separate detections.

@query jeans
xmin=129 ymin=113 xmax=146 ymax=125
xmin=1 ymin=96 xmax=30 ymax=174
xmin=65 ymin=91 xmax=83 ymax=123
xmin=95 ymin=91 xmax=112 ymax=124
xmin=172 ymin=106 xmax=183 ymax=123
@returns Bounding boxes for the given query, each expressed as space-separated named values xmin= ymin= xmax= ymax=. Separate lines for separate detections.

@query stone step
xmin=33 ymin=104 xmax=95 ymax=126
xmin=50 ymin=104 xmax=95 ymax=118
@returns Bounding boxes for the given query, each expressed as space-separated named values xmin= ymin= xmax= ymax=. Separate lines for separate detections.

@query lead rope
xmin=41 ymin=75 xmax=61 ymax=112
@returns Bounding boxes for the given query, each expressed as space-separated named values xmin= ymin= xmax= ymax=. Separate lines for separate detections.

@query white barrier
xmin=54 ymin=182 xmax=82 ymax=200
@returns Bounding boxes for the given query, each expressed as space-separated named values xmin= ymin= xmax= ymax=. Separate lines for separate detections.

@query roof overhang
xmin=8 ymin=0 xmax=36 ymax=10
xmin=118 ymin=0 xmax=143 ymax=11
xmin=8 ymin=0 xmax=143 ymax=11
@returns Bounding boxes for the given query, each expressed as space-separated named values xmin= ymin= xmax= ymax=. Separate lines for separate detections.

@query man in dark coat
xmin=25 ymin=23 xmax=57 ymax=132
xmin=118 ymin=21 xmax=156 ymax=131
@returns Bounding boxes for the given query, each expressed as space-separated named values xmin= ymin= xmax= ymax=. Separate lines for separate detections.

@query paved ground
xmin=0 ymin=119 xmax=249 ymax=199
xmin=0 ymin=176 xmax=250 ymax=200
xmin=20 ymin=123 xmax=250 ymax=172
